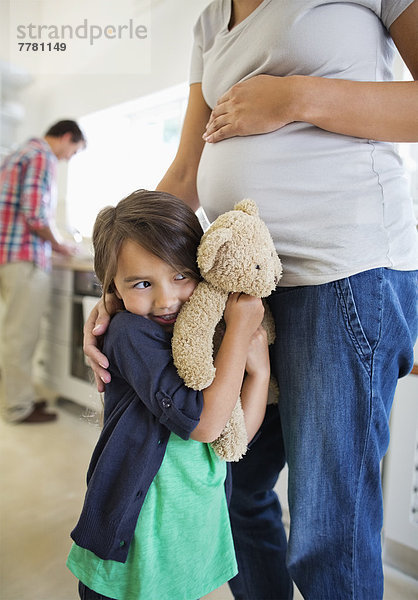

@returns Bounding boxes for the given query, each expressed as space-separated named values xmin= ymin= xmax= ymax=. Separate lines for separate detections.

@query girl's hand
xmin=245 ymin=326 xmax=270 ymax=379
xmin=223 ymin=292 xmax=265 ymax=336
xmin=83 ymin=294 xmax=121 ymax=391
xmin=203 ymin=74 xmax=300 ymax=143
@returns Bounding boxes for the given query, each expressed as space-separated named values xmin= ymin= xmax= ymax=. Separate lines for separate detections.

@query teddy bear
xmin=172 ymin=199 xmax=282 ymax=461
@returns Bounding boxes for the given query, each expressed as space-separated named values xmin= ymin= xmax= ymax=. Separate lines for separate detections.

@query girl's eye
xmin=174 ymin=273 xmax=186 ymax=281
xmin=134 ymin=281 xmax=151 ymax=289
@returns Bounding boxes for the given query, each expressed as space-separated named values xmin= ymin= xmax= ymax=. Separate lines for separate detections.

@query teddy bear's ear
xmin=198 ymin=227 xmax=232 ymax=273
xmin=233 ymin=198 xmax=259 ymax=216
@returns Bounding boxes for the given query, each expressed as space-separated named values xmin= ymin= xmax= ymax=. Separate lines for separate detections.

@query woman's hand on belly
xmin=202 ymin=74 xmax=303 ymax=143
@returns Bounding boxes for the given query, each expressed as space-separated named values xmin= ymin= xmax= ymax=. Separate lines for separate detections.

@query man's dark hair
xmin=44 ymin=120 xmax=86 ymax=144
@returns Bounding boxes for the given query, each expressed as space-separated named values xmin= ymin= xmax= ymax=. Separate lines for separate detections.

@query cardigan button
xmin=119 ymin=540 xmax=126 ymax=547
xmin=162 ymin=398 xmax=171 ymax=408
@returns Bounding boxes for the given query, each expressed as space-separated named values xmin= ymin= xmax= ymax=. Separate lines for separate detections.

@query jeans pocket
xmin=334 ymin=268 xmax=384 ymax=373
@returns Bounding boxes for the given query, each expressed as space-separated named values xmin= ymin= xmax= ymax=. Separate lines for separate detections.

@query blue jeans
xmin=78 ymin=582 xmax=115 ymax=600
xmin=229 ymin=268 xmax=417 ymax=600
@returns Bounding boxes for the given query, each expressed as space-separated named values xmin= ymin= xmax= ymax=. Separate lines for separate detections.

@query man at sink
xmin=0 ymin=120 xmax=86 ymax=423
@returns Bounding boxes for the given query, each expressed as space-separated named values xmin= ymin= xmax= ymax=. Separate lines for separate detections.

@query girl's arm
xmin=190 ymin=293 xmax=265 ymax=443
xmin=203 ymin=1 xmax=418 ymax=144
xmin=240 ymin=326 xmax=270 ymax=443
xmin=157 ymin=82 xmax=211 ymax=210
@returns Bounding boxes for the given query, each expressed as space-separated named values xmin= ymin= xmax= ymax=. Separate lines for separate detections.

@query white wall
xmin=1 ymin=0 xmax=210 ymax=228
xmin=1 ymin=0 xmax=209 ymax=141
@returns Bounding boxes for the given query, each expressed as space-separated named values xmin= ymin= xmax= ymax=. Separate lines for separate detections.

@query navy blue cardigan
xmin=71 ymin=311 xmax=203 ymax=562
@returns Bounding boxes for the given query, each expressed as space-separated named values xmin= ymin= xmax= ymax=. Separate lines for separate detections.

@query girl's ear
xmin=109 ymin=281 xmax=122 ymax=299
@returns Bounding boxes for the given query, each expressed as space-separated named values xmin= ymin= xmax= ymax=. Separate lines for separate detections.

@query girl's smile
xmin=113 ymin=239 xmax=197 ymax=329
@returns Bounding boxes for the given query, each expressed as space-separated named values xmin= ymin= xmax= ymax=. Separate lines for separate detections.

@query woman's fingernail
xmin=92 ymin=325 xmax=101 ymax=333
xmin=99 ymin=362 xmax=107 ymax=368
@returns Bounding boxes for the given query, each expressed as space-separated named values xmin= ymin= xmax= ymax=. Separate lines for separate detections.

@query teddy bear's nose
xmin=255 ymin=265 xmax=260 ymax=270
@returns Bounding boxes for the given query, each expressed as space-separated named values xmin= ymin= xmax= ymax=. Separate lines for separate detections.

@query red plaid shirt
xmin=0 ymin=138 xmax=57 ymax=271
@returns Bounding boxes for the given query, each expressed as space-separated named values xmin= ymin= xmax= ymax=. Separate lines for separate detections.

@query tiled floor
xmin=1 ymin=398 xmax=417 ymax=600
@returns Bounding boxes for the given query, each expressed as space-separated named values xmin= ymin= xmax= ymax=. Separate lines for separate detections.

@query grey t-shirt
xmin=191 ymin=0 xmax=418 ymax=286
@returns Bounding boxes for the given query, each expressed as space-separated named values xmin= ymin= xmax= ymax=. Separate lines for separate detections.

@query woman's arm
xmin=203 ymin=1 xmax=418 ymax=144
xmin=190 ymin=293 xmax=265 ymax=443
xmin=299 ymin=1 xmax=418 ymax=143
xmin=157 ymin=82 xmax=211 ymax=210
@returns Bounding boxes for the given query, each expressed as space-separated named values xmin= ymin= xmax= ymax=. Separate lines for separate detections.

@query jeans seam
xmin=348 ymin=270 xmax=387 ymax=599
xmin=351 ymin=289 xmax=384 ymax=599
xmin=351 ymin=371 xmax=373 ymax=600
xmin=334 ymin=280 xmax=372 ymax=376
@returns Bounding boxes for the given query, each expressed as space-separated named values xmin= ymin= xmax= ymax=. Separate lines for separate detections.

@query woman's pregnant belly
xmin=196 ymin=123 xmax=404 ymax=284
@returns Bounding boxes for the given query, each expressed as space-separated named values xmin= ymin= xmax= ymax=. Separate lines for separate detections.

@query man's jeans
xmin=228 ymin=268 xmax=417 ymax=600
xmin=0 ymin=262 xmax=50 ymax=422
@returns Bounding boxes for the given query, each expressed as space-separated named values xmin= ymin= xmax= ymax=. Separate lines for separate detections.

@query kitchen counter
xmin=52 ymin=253 xmax=94 ymax=272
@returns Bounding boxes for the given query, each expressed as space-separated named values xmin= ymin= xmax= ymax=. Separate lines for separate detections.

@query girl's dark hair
xmin=92 ymin=189 xmax=203 ymax=312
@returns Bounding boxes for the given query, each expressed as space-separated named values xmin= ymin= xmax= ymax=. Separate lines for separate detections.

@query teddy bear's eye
xmin=255 ymin=265 xmax=260 ymax=270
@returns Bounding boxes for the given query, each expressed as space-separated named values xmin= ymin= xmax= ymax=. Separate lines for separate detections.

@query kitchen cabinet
xmin=34 ymin=262 xmax=102 ymax=412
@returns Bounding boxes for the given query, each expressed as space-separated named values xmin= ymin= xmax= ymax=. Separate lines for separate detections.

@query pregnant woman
xmin=85 ymin=2 xmax=418 ymax=598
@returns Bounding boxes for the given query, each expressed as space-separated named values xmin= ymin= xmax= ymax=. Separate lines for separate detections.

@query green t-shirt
xmin=67 ymin=433 xmax=237 ymax=600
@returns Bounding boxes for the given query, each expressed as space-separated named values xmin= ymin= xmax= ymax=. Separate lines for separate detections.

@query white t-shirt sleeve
xmin=189 ymin=16 xmax=204 ymax=84
xmin=380 ymin=0 xmax=415 ymax=29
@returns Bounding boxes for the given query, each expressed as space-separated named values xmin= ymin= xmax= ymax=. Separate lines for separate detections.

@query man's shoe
xmin=34 ymin=399 xmax=49 ymax=410
xmin=19 ymin=404 xmax=57 ymax=423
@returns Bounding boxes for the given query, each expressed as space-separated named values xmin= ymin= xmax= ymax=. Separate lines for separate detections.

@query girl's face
xmin=113 ymin=239 xmax=197 ymax=329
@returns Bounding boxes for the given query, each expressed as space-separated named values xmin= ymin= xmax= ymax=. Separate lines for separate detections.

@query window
xmin=66 ymin=82 xmax=188 ymax=238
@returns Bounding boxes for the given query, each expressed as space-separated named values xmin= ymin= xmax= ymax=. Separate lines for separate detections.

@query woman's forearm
xmin=156 ymin=168 xmax=200 ymax=211
xmin=295 ymin=76 xmax=418 ymax=142
xmin=157 ymin=83 xmax=211 ymax=211
xmin=204 ymin=73 xmax=418 ymax=144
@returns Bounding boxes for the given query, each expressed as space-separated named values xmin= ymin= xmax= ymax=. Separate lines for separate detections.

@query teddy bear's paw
xmin=262 ymin=303 xmax=276 ymax=345
xmin=211 ymin=433 xmax=248 ymax=462
xmin=268 ymin=376 xmax=279 ymax=405
xmin=179 ymin=367 xmax=216 ymax=391
xmin=210 ymin=400 xmax=248 ymax=462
